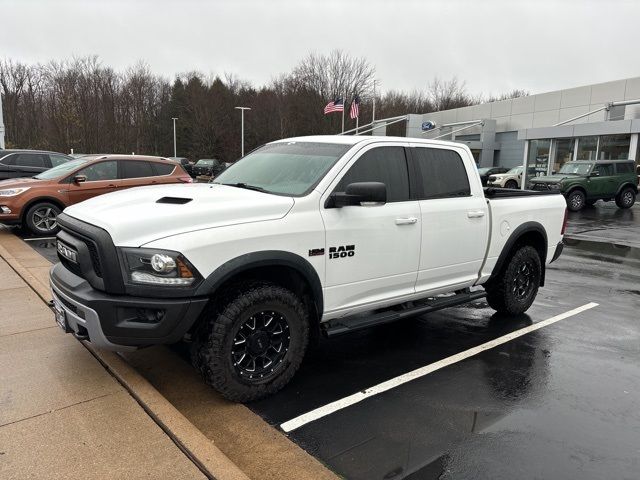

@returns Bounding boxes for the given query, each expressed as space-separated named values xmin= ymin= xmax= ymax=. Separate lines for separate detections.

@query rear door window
xmin=13 ymin=153 xmax=47 ymax=168
xmin=49 ymin=154 xmax=69 ymax=167
xmin=615 ymin=162 xmax=634 ymax=174
xmin=121 ymin=161 xmax=154 ymax=179
xmin=412 ymin=148 xmax=471 ymax=199
xmin=335 ymin=146 xmax=410 ymax=202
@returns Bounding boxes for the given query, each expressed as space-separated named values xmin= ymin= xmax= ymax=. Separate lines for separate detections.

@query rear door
xmin=67 ymin=160 xmax=119 ymax=204
xmin=321 ymin=144 xmax=421 ymax=315
xmin=411 ymin=146 xmax=489 ymax=294
xmin=11 ymin=153 xmax=49 ymax=178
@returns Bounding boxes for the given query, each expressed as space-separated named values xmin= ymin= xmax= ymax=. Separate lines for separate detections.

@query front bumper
xmin=50 ymin=262 xmax=208 ymax=350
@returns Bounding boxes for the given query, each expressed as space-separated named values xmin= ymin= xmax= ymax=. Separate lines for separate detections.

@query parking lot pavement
xmin=8 ymin=203 xmax=640 ymax=480
xmin=564 ymin=201 xmax=640 ymax=247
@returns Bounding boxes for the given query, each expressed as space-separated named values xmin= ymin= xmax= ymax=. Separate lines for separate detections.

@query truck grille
xmin=531 ymin=183 xmax=549 ymax=191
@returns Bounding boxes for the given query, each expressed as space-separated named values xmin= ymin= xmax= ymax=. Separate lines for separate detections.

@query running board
xmin=322 ymin=290 xmax=487 ymax=338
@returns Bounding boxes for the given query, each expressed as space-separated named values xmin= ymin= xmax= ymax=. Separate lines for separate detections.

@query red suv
xmin=0 ymin=155 xmax=192 ymax=235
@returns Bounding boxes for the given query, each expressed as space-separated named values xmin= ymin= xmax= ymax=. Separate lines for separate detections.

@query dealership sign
xmin=421 ymin=121 xmax=436 ymax=131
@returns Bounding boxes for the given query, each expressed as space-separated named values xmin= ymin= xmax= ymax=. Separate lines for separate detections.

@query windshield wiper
xmin=219 ymin=182 xmax=267 ymax=193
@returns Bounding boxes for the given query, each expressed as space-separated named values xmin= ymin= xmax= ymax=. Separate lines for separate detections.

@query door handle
xmin=467 ymin=210 xmax=486 ymax=218
xmin=107 ymin=184 xmax=117 ymax=188
xmin=395 ymin=217 xmax=418 ymax=225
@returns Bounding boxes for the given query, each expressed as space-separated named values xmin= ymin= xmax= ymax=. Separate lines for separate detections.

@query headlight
xmin=0 ymin=187 xmax=30 ymax=197
xmin=120 ymin=248 xmax=200 ymax=287
xmin=549 ymin=183 xmax=561 ymax=190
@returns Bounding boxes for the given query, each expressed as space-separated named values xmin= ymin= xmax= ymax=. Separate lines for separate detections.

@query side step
xmin=322 ymin=290 xmax=487 ymax=338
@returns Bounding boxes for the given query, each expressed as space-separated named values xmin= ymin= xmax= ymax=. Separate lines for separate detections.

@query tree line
xmin=0 ymin=51 xmax=527 ymax=161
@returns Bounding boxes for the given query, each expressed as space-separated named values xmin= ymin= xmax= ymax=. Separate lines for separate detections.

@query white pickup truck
xmin=50 ymin=136 xmax=567 ymax=401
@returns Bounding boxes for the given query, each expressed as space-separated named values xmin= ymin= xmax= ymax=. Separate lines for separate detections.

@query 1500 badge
xmin=329 ymin=245 xmax=355 ymax=259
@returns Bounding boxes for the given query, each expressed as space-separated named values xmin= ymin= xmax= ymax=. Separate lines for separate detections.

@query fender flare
xmin=488 ymin=221 xmax=548 ymax=286
xmin=194 ymin=250 xmax=324 ymax=316
xmin=615 ymin=182 xmax=638 ymax=196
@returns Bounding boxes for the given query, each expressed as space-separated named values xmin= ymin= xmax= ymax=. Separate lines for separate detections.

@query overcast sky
xmin=2 ymin=0 xmax=639 ymax=97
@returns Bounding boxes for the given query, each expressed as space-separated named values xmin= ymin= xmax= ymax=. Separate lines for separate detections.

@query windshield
xmin=34 ymin=158 xmax=89 ymax=180
xmin=507 ymin=166 xmax=522 ymax=174
xmin=214 ymin=142 xmax=351 ymax=196
xmin=196 ymin=159 xmax=215 ymax=166
xmin=477 ymin=167 xmax=492 ymax=174
xmin=559 ymin=162 xmax=592 ymax=175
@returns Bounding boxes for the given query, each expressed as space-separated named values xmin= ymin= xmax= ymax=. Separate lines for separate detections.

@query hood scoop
xmin=156 ymin=196 xmax=192 ymax=205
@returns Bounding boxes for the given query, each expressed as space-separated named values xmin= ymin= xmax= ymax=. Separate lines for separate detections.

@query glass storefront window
xmin=525 ymin=139 xmax=550 ymax=187
xmin=552 ymin=138 xmax=574 ymax=174
xmin=576 ymin=136 xmax=598 ymax=160
xmin=598 ymin=134 xmax=631 ymax=160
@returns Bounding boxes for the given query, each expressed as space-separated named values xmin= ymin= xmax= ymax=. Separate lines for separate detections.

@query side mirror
xmin=330 ymin=182 xmax=387 ymax=208
xmin=73 ymin=174 xmax=87 ymax=184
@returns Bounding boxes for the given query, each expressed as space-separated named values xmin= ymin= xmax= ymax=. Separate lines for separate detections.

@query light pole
xmin=235 ymin=107 xmax=251 ymax=157
xmin=171 ymin=117 xmax=178 ymax=157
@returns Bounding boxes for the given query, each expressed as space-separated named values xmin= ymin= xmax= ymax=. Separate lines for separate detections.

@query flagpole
xmin=355 ymin=115 xmax=359 ymax=135
xmin=341 ymin=91 xmax=346 ymax=133
xmin=372 ymin=80 xmax=376 ymax=124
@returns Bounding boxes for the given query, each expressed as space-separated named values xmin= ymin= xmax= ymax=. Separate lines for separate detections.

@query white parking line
xmin=280 ymin=302 xmax=599 ymax=433
xmin=23 ymin=237 xmax=57 ymax=242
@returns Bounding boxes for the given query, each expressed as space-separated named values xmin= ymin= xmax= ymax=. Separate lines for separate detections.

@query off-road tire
xmin=615 ymin=187 xmax=636 ymax=209
xmin=190 ymin=283 xmax=309 ymax=402
xmin=566 ymin=189 xmax=585 ymax=212
xmin=505 ymin=180 xmax=518 ymax=189
xmin=24 ymin=202 xmax=62 ymax=236
xmin=485 ymin=245 xmax=541 ymax=315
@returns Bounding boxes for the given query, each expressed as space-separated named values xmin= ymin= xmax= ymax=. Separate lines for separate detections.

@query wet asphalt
xmin=11 ymin=201 xmax=640 ymax=480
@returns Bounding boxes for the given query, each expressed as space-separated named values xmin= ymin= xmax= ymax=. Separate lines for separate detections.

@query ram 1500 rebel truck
xmin=49 ymin=136 xmax=567 ymax=401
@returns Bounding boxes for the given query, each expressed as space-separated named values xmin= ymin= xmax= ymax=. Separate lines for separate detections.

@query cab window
xmin=49 ymin=154 xmax=70 ymax=167
xmin=78 ymin=161 xmax=118 ymax=181
xmin=335 ymin=146 xmax=410 ymax=202
xmin=412 ymin=147 xmax=471 ymax=199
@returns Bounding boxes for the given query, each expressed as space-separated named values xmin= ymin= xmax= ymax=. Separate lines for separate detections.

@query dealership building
xmin=399 ymin=76 xmax=640 ymax=188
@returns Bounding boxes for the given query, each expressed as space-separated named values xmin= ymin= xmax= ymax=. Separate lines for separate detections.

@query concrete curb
xmin=0 ymin=234 xmax=250 ymax=480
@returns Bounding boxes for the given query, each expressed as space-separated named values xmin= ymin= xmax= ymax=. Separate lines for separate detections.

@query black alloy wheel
xmin=231 ymin=310 xmax=290 ymax=381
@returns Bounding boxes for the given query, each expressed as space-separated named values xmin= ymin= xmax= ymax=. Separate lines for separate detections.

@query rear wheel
xmin=566 ymin=189 xmax=585 ymax=212
xmin=505 ymin=180 xmax=518 ymax=189
xmin=485 ymin=245 xmax=541 ymax=315
xmin=615 ymin=187 xmax=636 ymax=209
xmin=24 ymin=202 xmax=62 ymax=236
xmin=191 ymin=283 xmax=309 ymax=402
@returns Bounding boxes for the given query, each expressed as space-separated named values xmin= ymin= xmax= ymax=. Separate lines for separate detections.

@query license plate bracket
xmin=53 ymin=300 xmax=70 ymax=332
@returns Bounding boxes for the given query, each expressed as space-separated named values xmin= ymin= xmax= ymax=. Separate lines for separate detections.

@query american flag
xmin=349 ymin=95 xmax=360 ymax=119
xmin=324 ymin=97 xmax=344 ymax=114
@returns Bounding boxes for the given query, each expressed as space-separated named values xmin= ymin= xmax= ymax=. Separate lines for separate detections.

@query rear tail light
xmin=178 ymin=176 xmax=193 ymax=183
xmin=561 ymin=208 xmax=568 ymax=235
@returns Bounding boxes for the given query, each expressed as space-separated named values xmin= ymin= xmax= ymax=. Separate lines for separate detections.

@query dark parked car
xmin=167 ymin=156 xmax=194 ymax=176
xmin=193 ymin=158 xmax=225 ymax=177
xmin=0 ymin=150 xmax=72 ymax=180
xmin=477 ymin=166 xmax=510 ymax=186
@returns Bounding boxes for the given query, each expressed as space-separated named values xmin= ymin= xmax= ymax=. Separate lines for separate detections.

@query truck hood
xmin=63 ymin=183 xmax=295 ymax=246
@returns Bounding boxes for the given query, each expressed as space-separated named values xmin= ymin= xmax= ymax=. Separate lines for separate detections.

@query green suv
xmin=529 ymin=160 xmax=638 ymax=211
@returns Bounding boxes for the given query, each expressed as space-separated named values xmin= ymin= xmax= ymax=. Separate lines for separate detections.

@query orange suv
xmin=0 ymin=154 xmax=192 ymax=235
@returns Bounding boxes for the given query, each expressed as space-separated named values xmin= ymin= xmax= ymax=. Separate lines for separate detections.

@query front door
xmin=321 ymin=145 xmax=421 ymax=316
xmin=67 ymin=160 xmax=119 ymax=205
xmin=589 ymin=163 xmax=616 ymax=197
xmin=410 ymin=146 xmax=489 ymax=293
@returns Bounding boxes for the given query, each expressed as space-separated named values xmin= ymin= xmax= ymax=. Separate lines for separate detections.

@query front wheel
xmin=24 ymin=202 xmax=62 ymax=236
xmin=566 ymin=190 xmax=585 ymax=212
xmin=485 ymin=245 xmax=541 ymax=315
xmin=504 ymin=180 xmax=518 ymax=189
xmin=191 ymin=283 xmax=310 ymax=402
xmin=615 ymin=187 xmax=636 ymax=209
